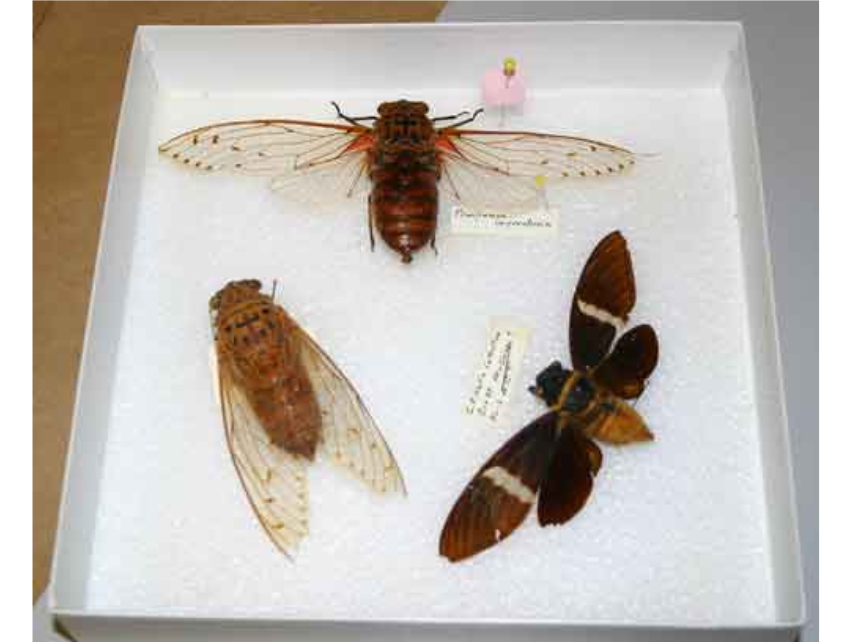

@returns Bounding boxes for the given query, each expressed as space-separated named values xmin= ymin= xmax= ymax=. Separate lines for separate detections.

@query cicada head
xmin=528 ymin=361 xmax=572 ymax=406
xmin=377 ymin=100 xmax=429 ymax=118
xmin=209 ymin=279 xmax=263 ymax=318
xmin=375 ymin=100 xmax=433 ymax=148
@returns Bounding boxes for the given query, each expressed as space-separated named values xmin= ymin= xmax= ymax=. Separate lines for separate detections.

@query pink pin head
xmin=482 ymin=57 xmax=526 ymax=107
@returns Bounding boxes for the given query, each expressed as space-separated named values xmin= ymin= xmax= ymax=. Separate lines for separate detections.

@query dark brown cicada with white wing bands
xmin=210 ymin=279 xmax=404 ymax=556
xmin=439 ymin=231 xmax=659 ymax=562
xmin=160 ymin=101 xmax=636 ymax=263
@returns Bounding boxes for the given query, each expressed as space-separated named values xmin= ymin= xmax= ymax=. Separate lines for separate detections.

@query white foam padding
xmin=86 ymin=88 xmax=774 ymax=625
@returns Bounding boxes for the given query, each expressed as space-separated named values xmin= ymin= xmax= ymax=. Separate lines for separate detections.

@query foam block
xmin=86 ymin=88 xmax=773 ymax=624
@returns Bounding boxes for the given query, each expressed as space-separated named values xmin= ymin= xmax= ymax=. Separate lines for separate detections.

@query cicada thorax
xmin=369 ymin=101 xmax=441 ymax=264
xmin=532 ymin=362 xmax=653 ymax=445
xmin=213 ymin=281 xmax=321 ymax=460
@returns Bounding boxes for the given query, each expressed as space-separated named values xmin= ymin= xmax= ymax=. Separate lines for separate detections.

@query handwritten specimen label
xmin=450 ymin=204 xmax=558 ymax=238
xmin=464 ymin=319 xmax=531 ymax=425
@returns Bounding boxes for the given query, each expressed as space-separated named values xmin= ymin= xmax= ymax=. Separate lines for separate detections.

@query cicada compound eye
xmin=209 ymin=291 xmax=222 ymax=313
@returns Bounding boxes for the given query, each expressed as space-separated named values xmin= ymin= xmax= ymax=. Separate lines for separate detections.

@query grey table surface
xmin=439 ymin=2 xmax=818 ymax=641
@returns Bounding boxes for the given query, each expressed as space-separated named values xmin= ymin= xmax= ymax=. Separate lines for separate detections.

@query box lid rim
xmin=136 ymin=20 xmax=746 ymax=33
xmin=50 ymin=605 xmax=807 ymax=630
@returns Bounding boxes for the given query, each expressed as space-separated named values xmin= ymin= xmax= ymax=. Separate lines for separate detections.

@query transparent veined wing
xmin=295 ymin=327 xmax=406 ymax=495
xmin=436 ymin=128 xmax=636 ymax=215
xmin=439 ymin=157 xmax=542 ymax=216
xmin=217 ymin=356 xmax=310 ymax=557
xmin=439 ymin=128 xmax=635 ymax=179
xmin=159 ymin=119 xmax=374 ymax=205
xmin=270 ymin=151 xmax=371 ymax=210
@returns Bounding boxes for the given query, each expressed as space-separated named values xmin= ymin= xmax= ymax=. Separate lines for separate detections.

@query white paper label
xmin=464 ymin=319 xmax=531 ymax=425
xmin=450 ymin=204 xmax=558 ymax=238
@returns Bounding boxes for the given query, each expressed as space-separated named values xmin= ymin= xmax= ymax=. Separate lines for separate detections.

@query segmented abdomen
xmin=248 ymin=372 xmax=321 ymax=460
xmin=370 ymin=150 xmax=439 ymax=263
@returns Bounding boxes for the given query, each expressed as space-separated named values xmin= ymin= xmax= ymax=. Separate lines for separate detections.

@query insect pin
xmin=482 ymin=56 xmax=527 ymax=127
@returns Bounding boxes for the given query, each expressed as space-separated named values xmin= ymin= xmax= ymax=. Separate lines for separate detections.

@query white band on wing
xmin=577 ymin=298 xmax=626 ymax=330
xmin=482 ymin=466 xmax=536 ymax=504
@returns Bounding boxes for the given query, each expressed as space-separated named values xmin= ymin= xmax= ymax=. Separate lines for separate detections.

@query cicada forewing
xmin=436 ymin=127 xmax=636 ymax=216
xmin=295 ymin=326 xmax=406 ymax=495
xmin=217 ymin=356 xmax=310 ymax=557
xmin=569 ymin=230 xmax=637 ymax=371
xmin=439 ymin=412 xmax=559 ymax=562
xmin=160 ymin=119 xmax=374 ymax=210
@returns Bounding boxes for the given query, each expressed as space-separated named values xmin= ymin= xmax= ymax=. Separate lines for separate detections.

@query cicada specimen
xmin=160 ymin=101 xmax=636 ymax=263
xmin=210 ymin=279 xmax=405 ymax=556
xmin=439 ymin=231 xmax=658 ymax=562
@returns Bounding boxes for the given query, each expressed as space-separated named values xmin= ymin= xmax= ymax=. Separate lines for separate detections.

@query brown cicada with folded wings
xmin=439 ymin=231 xmax=658 ymax=562
xmin=210 ymin=279 xmax=404 ymax=556
xmin=160 ymin=101 xmax=636 ymax=263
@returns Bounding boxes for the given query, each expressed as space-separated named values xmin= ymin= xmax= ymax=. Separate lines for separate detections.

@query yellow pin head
xmin=503 ymin=57 xmax=518 ymax=77
xmin=535 ymin=174 xmax=548 ymax=189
